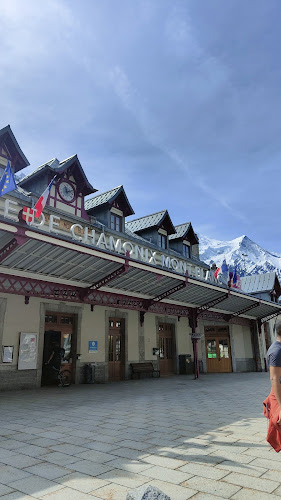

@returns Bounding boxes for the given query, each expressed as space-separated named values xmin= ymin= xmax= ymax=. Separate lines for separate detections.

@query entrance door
xmin=205 ymin=326 xmax=232 ymax=373
xmin=108 ymin=319 xmax=125 ymax=382
xmin=159 ymin=323 xmax=175 ymax=376
xmin=42 ymin=312 xmax=75 ymax=385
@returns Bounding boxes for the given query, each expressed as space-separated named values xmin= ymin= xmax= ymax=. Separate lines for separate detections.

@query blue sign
xmin=89 ymin=341 xmax=98 ymax=352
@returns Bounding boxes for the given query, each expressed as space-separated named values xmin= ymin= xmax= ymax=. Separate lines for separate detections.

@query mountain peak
xmin=199 ymin=234 xmax=281 ymax=279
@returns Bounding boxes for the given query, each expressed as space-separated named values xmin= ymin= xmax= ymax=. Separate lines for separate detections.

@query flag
xmin=34 ymin=177 xmax=56 ymax=218
xmin=22 ymin=207 xmax=34 ymax=223
xmin=0 ymin=161 xmax=17 ymax=197
xmin=233 ymin=266 xmax=237 ymax=285
xmin=214 ymin=267 xmax=221 ymax=280
xmin=215 ymin=259 xmax=229 ymax=285
xmin=221 ymin=259 xmax=228 ymax=274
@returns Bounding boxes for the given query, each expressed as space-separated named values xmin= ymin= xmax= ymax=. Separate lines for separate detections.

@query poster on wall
xmin=18 ymin=333 xmax=38 ymax=370
xmin=2 ymin=346 xmax=14 ymax=363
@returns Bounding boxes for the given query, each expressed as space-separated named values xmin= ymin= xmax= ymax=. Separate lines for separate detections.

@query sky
xmin=0 ymin=0 xmax=280 ymax=253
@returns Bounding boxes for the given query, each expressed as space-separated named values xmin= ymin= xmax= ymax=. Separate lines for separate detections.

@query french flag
xmin=34 ymin=177 xmax=56 ymax=218
xmin=214 ymin=267 xmax=221 ymax=280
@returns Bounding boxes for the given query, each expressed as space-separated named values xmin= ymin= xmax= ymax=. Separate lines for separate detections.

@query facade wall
xmin=0 ymin=288 xmax=262 ymax=391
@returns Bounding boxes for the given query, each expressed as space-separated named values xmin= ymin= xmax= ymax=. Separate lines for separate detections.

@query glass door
xmin=205 ymin=326 xmax=232 ymax=373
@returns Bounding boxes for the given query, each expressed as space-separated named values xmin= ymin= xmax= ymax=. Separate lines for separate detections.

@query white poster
xmin=18 ymin=333 xmax=38 ymax=370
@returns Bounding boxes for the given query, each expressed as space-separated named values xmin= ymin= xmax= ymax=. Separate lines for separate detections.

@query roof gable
xmin=19 ymin=155 xmax=97 ymax=195
xmin=85 ymin=185 xmax=134 ymax=217
xmin=169 ymin=222 xmax=199 ymax=244
xmin=240 ymin=272 xmax=281 ymax=296
xmin=126 ymin=210 xmax=175 ymax=235
xmin=0 ymin=125 xmax=29 ymax=172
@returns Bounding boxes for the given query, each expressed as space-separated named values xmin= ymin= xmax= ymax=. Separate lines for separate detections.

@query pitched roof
xmin=0 ymin=125 xmax=30 ymax=172
xmin=85 ymin=185 xmax=134 ymax=216
xmin=169 ymin=223 xmax=191 ymax=240
xmin=240 ymin=273 xmax=281 ymax=295
xmin=125 ymin=210 xmax=175 ymax=234
xmin=19 ymin=155 xmax=96 ymax=195
xmin=169 ymin=222 xmax=199 ymax=244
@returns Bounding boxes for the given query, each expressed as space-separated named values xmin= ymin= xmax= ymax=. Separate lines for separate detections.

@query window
xmin=158 ymin=233 xmax=167 ymax=249
xmin=183 ymin=244 xmax=191 ymax=258
xmin=45 ymin=315 xmax=57 ymax=323
xmin=110 ymin=213 xmax=122 ymax=231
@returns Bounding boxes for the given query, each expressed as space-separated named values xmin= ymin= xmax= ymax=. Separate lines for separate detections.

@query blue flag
xmin=233 ymin=266 xmax=237 ymax=284
xmin=221 ymin=259 xmax=228 ymax=274
xmin=0 ymin=161 xmax=17 ymax=197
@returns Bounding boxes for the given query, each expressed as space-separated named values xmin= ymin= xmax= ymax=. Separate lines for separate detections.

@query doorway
xmin=108 ymin=318 xmax=125 ymax=381
xmin=42 ymin=312 xmax=76 ymax=386
xmin=205 ymin=325 xmax=232 ymax=373
xmin=158 ymin=322 xmax=175 ymax=376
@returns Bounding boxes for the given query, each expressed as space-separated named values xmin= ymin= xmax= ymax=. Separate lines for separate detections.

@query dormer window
xmin=111 ymin=213 xmax=122 ymax=231
xmin=110 ymin=207 xmax=123 ymax=232
xmin=158 ymin=229 xmax=168 ymax=249
xmin=183 ymin=242 xmax=191 ymax=258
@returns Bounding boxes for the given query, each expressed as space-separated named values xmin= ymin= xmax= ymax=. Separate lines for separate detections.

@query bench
xmin=130 ymin=362 xmax=160 ymax=379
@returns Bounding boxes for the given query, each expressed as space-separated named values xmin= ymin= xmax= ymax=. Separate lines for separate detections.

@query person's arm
xmin=270 ymin=365 xmax=281 ymax=424
xmin=47 ymin=351 xmax=54 ymax=365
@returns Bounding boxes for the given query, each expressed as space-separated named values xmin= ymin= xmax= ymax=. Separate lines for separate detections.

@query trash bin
xmin=179 ymin=355 xmax=191 ymax=374
xmin=84 ymin=363 xmax=95 ymax=383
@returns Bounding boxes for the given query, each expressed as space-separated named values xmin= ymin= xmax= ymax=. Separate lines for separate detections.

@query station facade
xmin=0 ymin=125 xmax=280 ymax=390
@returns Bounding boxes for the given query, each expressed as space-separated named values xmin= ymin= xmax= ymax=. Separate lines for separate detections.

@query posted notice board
xmin=18 ymin=333 xmax=38 ymax=370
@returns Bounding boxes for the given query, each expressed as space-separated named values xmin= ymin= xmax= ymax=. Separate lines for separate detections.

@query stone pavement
xmin=0 ymin=372 xmax=280 ymax=500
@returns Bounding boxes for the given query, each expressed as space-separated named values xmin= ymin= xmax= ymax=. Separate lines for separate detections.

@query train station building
xmin=0 ymin=125 xmax=280 ymax=390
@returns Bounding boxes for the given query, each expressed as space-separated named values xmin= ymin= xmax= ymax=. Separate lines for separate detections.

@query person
xmin=263 ymin=317 xmax=281 ymax=452
xmin=267 ymin=317 xmax=281 ymax=425
xmin=47 ymin=342 xmax=65 ymax=371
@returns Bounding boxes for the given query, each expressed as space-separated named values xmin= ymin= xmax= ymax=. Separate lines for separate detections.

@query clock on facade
xmin=58 ymin=180 xmax=76 ymax=202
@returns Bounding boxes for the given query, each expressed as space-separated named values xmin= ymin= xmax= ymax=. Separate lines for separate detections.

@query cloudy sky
xmin=0 ymin=0 xmax=280 ymax=252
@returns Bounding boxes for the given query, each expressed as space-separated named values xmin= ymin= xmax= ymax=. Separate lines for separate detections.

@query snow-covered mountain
xmin=199 ymin=234 xmax=281 ymax=280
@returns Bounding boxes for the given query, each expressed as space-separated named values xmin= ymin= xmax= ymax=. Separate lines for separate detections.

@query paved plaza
xmin=0 ymin=372 xmax=280 ymax=500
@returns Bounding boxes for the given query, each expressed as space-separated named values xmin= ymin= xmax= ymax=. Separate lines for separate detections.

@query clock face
xmin=58 ymin=181 xmax=75 ymax=202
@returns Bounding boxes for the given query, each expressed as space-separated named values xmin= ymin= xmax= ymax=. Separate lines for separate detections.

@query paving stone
xmin=75 ymin=450 xmax=117 ymax=463
xmin=0 ymin=493 xmax=35 ymax=500
xmin=39 ymin=452 xmax=81 ymax=466
xmin=91 ymin=483 xmax=130 ymax=499
xmin=0 ymin=484 xmax=14 ymax=496
xmin=81 ymin=441 xmax=118 ymax=453
xmin=182 ymin=476 xmax=241 ymax=498
xmin=40 ymin=486 xmax=93 ymax=499
xmin=118 ymin=441 xmax=153 ymax=451
xmin=0 ymin=465 xmax=31 ymax=484
xmin=231 ymin=488 xmax=281 ymax=499
xmin=97 ymin=469 xmax=150 ymax=489
xmin=215 ymin=460 xmax=268 ymax=478
xmin=49 ymin=444 xmax=87 ymax=456
xmin=148 ymin=480 xmax=198 ymax=500
xmin=139 ymin=466 xmax=193 ymax=485
xmin=105 ymin=458 xmax=152 ymax=474
xmin=190 ymin=494 xmax=230 ymax=500
xmin=26 ymin=437 xmax=58 ymax=448
xmin=0 ymin=440 xmax=24 ymax=451
xmin=67 ymin=460 xmax=114 ymax=476
xmin=15 ymin=445 xmax=49 ymax=458
xmin=0 ymin=453 xmax=42 ymax=469
xmin=260 ymin=469 xmax=281 ymax=482
xmin=178 ymin=462 xmax=229 ymax=480
xmin=223 ymin=471 xmax=279 ymax=493
xmin=7 ymin=476 xmax=64 ymax=498
xmin=55 ymin=472 xmax=109 ymax=492
xmin=111 ymin=448 xmax=150 ymax=460
xmin=143 ymin=455 xmax=187 ymax=469
xmin=23 ymin=463 xmax=72 ymax=480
